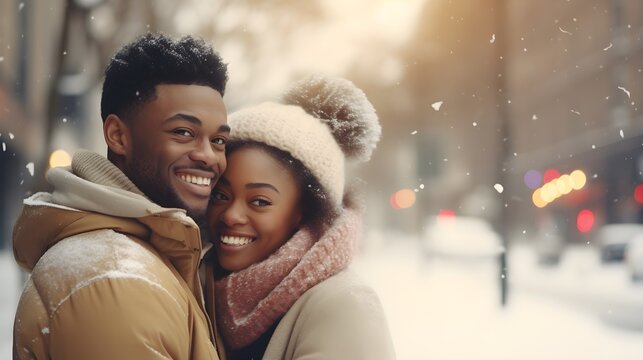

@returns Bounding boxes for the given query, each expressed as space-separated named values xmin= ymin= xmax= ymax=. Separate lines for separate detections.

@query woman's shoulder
xmin=301 ymin=268 xmax=378 ymax=304
xmin=268 ymin=268 xmax=396 ymax=359
xmin=287 ymin=268 xmax=387 ymax=327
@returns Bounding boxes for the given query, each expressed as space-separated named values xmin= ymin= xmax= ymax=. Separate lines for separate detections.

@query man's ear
xmin=103 ymin=114 xmax=131 ymax=156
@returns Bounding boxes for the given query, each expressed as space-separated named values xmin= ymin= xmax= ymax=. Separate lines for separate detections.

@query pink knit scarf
xmin=214 ymin=208 xmax=361 ymax=350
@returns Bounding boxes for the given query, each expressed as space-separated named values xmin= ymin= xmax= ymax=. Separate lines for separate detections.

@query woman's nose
xmin=220 ymin=202 xmax=248 ymax=227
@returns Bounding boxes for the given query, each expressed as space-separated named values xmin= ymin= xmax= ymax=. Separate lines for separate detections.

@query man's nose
xmin=189 ymin=140 xmax=218 ymax=167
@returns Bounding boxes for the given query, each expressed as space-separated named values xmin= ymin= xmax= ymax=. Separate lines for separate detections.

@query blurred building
xmin=1 ymin=0 xmax=641 ymax=251
xmin=0 ymin=0 xmax=180 ymax=249
xmin=383 ymin=0 xmax=643 ymax=245
xmin=505 ymin=0 xmax=643 ymax=243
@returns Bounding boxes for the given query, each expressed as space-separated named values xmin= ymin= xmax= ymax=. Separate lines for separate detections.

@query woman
xmin=206 ymin=75 xmax=396 ymax=359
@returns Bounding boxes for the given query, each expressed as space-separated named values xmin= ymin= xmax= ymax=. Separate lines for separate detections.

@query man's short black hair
xmin=100 ymin=33 xmax=228 ymax=121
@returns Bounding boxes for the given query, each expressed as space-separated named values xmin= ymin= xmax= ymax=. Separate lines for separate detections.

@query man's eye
xmin=174 ymin=129 xmax=193 ymax=137
xmin=212 ymin=137 xmax=227 ymax=146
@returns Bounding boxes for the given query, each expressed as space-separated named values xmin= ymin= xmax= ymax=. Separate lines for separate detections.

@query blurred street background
xmin=1 ymin=0 xmax=643 ymax=358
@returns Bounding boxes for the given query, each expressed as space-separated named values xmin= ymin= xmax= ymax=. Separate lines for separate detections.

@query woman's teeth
xmin=220 ymin=236 xmax=253 ymax=246
xmin=178 ymin=174 xmax=211 ymax=186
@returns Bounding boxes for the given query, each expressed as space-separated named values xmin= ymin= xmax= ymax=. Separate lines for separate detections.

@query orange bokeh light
xmin=391 ymin=189 xmax=416 ymax=209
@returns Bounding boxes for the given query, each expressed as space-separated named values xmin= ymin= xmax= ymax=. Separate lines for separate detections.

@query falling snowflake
xmin=431 ymin=101 xmax=443 ymax=111
xmin=591 ymin=144 xmax=596 ymax=149
xmin=522 ymin=230 xmax=527 ymax=234
xmin=472 ymin=122 xmax=478 ymax=127
xmin=62 ymin=117 xmax=68 ymax=123
xmin=411 ymin=130 xmax=418 ymax=135
xmin=26 ymin=162 xmax=34 ymax=176
xmin=419 ymin=184 xmax=425 ymax=189
xmin=0 ymin=56 xmax=4 ymax=62
xmin=571 ymin=109 xmax=581 ymax=115
xmin=2 ymin=142 xmax=5 ymax=152
xmin=489 ymin=33 xmax=496 ymax=43
xmin=558 ymin=27 xmax=573 ymax=35
xmin=494 ymin=183 xmax=504 ymax=193
xmin=532 ymin=114 xmax=538 ymax=120
xmin=619 ymin=129 xmax=624 ymax=138
xmin=617 ymin=86 xmax=631 ymax=98
xmin=18 ymin=2 xmax=24 ymax=11
xmin=603 ymin=43 xmax=613 ymax=51
xmin=9 ymin=132 xmax=14 ymax=139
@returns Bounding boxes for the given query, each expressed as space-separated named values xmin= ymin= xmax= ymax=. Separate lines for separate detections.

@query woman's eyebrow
xmin=246 ymin=183 xmax=280 ymax=193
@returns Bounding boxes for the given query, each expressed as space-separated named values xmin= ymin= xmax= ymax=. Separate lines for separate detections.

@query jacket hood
xmin=13 ymin=151 xmax=205 ymax=283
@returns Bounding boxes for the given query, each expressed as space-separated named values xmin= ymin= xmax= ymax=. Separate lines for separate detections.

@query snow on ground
xmin=2 ymin=232 xmax=642 ymax=360
xmin=1 ymin=251 xmax=21 ymax=359
xmin=353 ymin=232 xmax=642 ymax=360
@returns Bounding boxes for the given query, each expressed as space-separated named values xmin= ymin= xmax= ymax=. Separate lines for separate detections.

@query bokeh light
xmin=49 ymin=149 xmax=72 ymax=168
xmin=437 ymin=209 xmax=456 ymax=222
xmin=555 ymin=174 xmax=573 ymax=195
xmin=634 ymin=184 xmax=643 ymax=205
xmin=523 ymin=169 xmax=542 ymax=189
xmin=543 ymin=168 xmax=561 ymax=183
xmin=391 ymin=189 xmax=416 ymax=209
xmin=576 ymin=209 xmax=595 ymax=233
xmin=532 ymin=189 xmax=547 ymax=208
xmin=570 ymin=170 xmax=586 ymax=190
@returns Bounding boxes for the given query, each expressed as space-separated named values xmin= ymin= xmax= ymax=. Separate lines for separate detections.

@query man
xmin=12 ymin=33 xmax=229 ymax=359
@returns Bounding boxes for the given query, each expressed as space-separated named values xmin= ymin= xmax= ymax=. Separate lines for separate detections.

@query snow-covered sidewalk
xmin=353 ymin=234 xmax=642 ymax=360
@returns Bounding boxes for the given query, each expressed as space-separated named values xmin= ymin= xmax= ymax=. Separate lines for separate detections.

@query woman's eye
xmin=211 ymin=190 xmax=229 ymax=202
xmin=250 ymin=199 xmax=271 ymax=207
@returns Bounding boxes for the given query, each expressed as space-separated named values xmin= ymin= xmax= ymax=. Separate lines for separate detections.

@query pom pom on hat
xmin=228 ymin=74 xmax=380 ymax=207
xmin=283 ymin=74 xmax=381 ymax=162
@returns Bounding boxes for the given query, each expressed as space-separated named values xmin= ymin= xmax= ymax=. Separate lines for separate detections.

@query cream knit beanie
xmin=228 ymin=74 xmax=381 ymax=206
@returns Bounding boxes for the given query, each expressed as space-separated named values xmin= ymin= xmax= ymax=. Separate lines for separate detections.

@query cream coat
xmin=12 ymin=151 xmax=222 ymax=360
xmin=263 ymin=269 xmax=396 ymax=360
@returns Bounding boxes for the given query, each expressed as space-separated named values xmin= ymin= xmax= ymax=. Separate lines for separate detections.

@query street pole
xmin=493 ymin=0 xmax=511 ymax=307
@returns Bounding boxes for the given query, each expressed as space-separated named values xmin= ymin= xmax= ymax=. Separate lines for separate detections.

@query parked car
xmin=595 ymin=223 xmax=643 ymax=263
xmin=625 ymin=233 xmax=643 ymax=282
xmin=423 ymin=215 xmax=505 ymax=261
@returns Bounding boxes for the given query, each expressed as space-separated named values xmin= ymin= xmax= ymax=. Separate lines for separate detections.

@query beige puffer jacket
xmin=12 ymin=150 xmax=223 ymax=360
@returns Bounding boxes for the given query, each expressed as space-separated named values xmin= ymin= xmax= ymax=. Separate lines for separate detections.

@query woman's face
xmin=208 ymin=147 xmax=303 ymax=272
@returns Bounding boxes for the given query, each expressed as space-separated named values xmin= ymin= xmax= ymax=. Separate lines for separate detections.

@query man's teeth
xmin=220 ymin=236 xmax=253 ymax=246
xmin=179 ymin=174 xmax=211 ymax=186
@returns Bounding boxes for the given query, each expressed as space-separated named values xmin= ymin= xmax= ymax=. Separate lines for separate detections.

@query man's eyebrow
xmin=163 ymin=113 xmax=202 ymax=125
xmin=219 ymin=124 xmax=231 ymax=133
xmin=163 ymin=114 xmax=231 ymax=133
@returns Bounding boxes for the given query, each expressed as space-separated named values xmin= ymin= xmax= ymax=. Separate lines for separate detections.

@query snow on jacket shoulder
xmin=264 ymin=269 xmax=396 ymax=360
xmin=12 ymin=151 xmax=220 ymax=360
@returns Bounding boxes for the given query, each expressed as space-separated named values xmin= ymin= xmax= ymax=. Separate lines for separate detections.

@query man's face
xmin=123 ymin=84 xmax=229 ymax=221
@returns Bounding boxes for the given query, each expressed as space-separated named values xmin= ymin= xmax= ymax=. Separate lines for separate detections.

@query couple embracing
xmin=12 ymin=33 xmax=395 ymax=360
